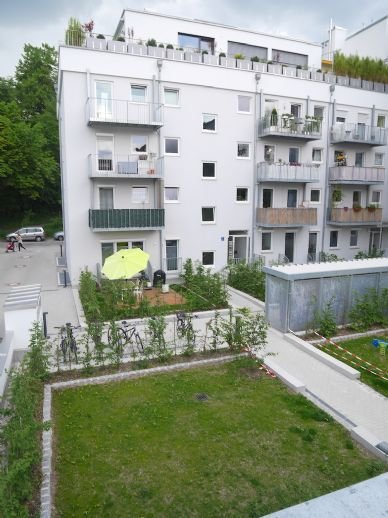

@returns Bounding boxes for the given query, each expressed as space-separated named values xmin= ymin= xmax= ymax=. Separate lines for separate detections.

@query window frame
xmin=261 ymin=232 xmax=272 ymax=252
xmin=237 ymin=142 xmax=251 ymax=159
xmin=374 ymin=153 xmax=384 ymax=166
xmin=202 ymin=113 xmax=217 ymax=132
xmin=131 ymin=135 xmax=148 ymax=154
xmin=164 ymin=137 xmax=180 ymax=156
xmin=371 ymin=191 xmax=381 ymax=204
xmin=202 ymin=161 xmax=216 ymax=179
xmin=164 ymin=186 xmax=180 ymax=203
xmin=310 ymin=189 xmax=321 ymax=204
xmin=130 ymin=84 xmax=147 ymax=103
xmin=202 ymin=251 xmax=215 ymax=267
xmin=237 ymin=95 xmax=252 ymax=114
xmin=350 ymin=229 xmax=358 ymax=248
xmin=264 ymin=144 xmax=275 ymax=163
xmin=164 ymin=88 xmax=180 ymax=107
xmin=329 ymin=230 xmax=339 ymax=249
xmin=236 ymin=187 xmax=249 ymax=203
xmin=201 ymin=206 xmax=216 ymax=224
xmin=131 ymin=186 xmax=149 ymax=204
xmin=312 ymin=148 xmax=323 ymax=163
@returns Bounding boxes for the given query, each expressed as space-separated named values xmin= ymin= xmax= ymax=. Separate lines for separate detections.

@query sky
xmin=1 ymin=0 xmax=387 ymax=78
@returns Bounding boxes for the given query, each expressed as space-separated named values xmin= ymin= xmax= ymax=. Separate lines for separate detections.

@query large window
xmin=95 ymin=81 xmax=112 ymax=119
xmin=261 ymin=232 xmax=272 ymax=251
xmin=287 ymin=189 xmax=297 ymax=208
xmin=262 ymin=189 xmax=273 ymax=208
xmin=290 ymin=104 xmax=301 ymax=118
xmin=131 ymin=186 xmax=148 ymax=203
xmin=237 ymin=143 xmax=250 ymax=158
xmin=164 ymin=88 xmax=179 ymax=106
xmin=264 ymin=145 xmax=275 ymax=163
xmin=371 ymin=191 xmax=381 ymax=204
xmin=202 ymin=207 xmax=215 ymax=223
xmin=101 ymin=242 xmax=114 ymax=265
xmin=202 ymin=113 xmax=217 ymax=132
xmin=164 ymin=138 xmax=179 ymax=155
xmin=350 ymin=230 xmax=358 ymax=247
xmin=166 ymin=240 xmax=178 ymax=271
xmin=97 ymin=135 xmax=113 ymax=171
xmin=99 ymin=187 xmax=113 ymax=209
xmin=164 ymin=187 xmax=179 ymax=202
xmin=314 ymin=106 xmax=324 ymax=119
xmin=238 ymin=95 xmax=251 ymax=113
xmin=202 ymin=162 xmax=216 ymax=178
xmin=178 ymin=32 xmax=214 ymax=53
xmin=131 ymin=85 xmax=147 ymax=102
xmin=289 ymin=147 xmax=300 ymax=164
xmin=355 ymin=152 xmax=364 ymax=167
xmin=330 ymin=230 xmax=338 ymax=248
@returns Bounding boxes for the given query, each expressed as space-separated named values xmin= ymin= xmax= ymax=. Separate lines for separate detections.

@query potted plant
xmin=353 ymin=203 xmax=362 ymax=212
xmin=219 ymin=52 xmax=226 ymax=65
xmin=146 ymin=38 xmax=157 ymax=47
xmin=115 ymin=36 xmax=125 ymax=42
xmin=96 ymin=34 xmax=105 ymax=39
xmin=251 ymin=56 xmax=260 ymax=62
xmin=367 ymin=203 xmax=377 ymax=212
xmin=166 ymin=44 xmax=174 ymax=49
xmin=234 ymin=53 xmax=245 ymax=60
xmin=270 ymin=108 xmax=278 ymax=127
xmin=332 ymin=189 xmax=343 ymax=207
xmin=158 ymin=43 xmax=165 ymax=48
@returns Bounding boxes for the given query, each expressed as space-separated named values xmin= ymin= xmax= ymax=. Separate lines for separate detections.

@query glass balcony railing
xmin=86 ymin=98 xmax=164 ymax=127
xmin=331 ymin=123 xmax=387 ymax=146
xmin=257 ymin=162 xmax=320 ymax=182
xmin=329 ymin=166 xmax=384 ymax=184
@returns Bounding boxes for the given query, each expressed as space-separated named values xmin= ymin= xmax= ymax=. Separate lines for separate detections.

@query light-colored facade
xmin=58 ymin=9 xmax=388 ymax=284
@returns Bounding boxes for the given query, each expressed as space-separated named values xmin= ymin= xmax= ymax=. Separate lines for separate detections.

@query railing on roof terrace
xmin=61 ymin=31 xmax=388 ymax=94
xmin=330 ymin=123 xmax=387 ymax=146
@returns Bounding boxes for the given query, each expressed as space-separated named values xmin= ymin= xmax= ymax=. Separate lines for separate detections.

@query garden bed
xmin=52 ymin=357 xmax=386 ymax=516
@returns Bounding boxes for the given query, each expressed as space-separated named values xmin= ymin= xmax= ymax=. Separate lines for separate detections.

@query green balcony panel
xmin=89 ymin=209 xmax=165 ymax=230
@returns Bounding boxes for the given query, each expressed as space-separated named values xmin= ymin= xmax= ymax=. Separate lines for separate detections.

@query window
xmin=330 ymin=230 xmax=338 ymax=248
xmin=131 ymin=186 xmax=148 ymax=203
xmin=355 ymin=152 xmax=364 ymax=167
xmin=375 ymin=153 xmax=384 ymax=166
xmin=99 ymin=187 xmax=113 ymax=209
xmin=261 ymin=232 xmax=272 ymax=251
xmin=377 ymin=115 xmax=386 ymax=128
xmin=164 ymin=138 xmax=179 ymax=155
xmin=117 ymin=241 xmax=129 ymax=251
xmin=264 ymin=145 xmax=275 ymax=163
xmin=131 ymin=85 xmax=146 ymax=102
xmin=202 ymin=251 xmax=214 ymax=266
xmin=372 ymin=191 xmax=381 ymax=204
xmin=350 ymin=230 xmax=358 ymax=247
xmin=178 ymin=32 xmax=214 ymax=53
xmin=262 ymin=189 xmax=273 ymax=208
xmin=336 ymin=116 xmax=346 ymax=123
xmin=202 ymin=113 xmax=217 ymax=132
xmin=164 ymin=88 xmax=179 ymax=106
xmin=164 ymin=187 xmax=179 ymax=202
xmin=101 ymin=242 xmax=114 ymax=265
xmin=314 ymin=106 xmax=324 ymax=119
xmin=312 ymin=148 xmax=322 ymax=162
xmin=202 ymin=162 xmax=216 ymax=178
xmin=290 ymin=104 xmax=301 ymax=118
xmin=237 ymin=143 xmax=250 ymax=158
xmin=289 ymin=148 xmax=300 ymax=164
xmin=97 ymin=135 xmax=113 ymax=171
xmin=202 ymin=207 xmax=215 ymax=223
xmin=131 ymin=241 xmax=144 ymax=250
xmin=287 ymin=189 xmax=297 ymax=208
xmin=131 ymin=135 xmax=147 ymax=154
xmin=95 ymin=81 xmax=112 ymax=119
xmin=353 ymin=191 xmax=361 ymax=207
xmin=236 ymin=188 xmax=248 ymax=202
xmin=310 ymin=189 xmax=321 ymax=203
xmin=166 ymin=240 xmax=178 ymax=271
xmin=238 ymin=95 xmax=251 ymax=113
xmin=335 ymin=150 xmax=346 ymax=165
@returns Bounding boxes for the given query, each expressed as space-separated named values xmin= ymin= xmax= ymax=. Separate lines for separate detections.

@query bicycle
xmin=55 ymin=322 xmax=79 ymax=363
xmin=176 ymin=312 xmax=197 ymax=343
xmin=107 ymin=320 xmax=144 ymax=353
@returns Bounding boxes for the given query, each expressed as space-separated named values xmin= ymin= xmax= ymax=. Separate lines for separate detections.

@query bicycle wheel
xmin=108 ymin=326 xmax=126 ymax=348
xmin=60 ymin=337 xmax=67 ymax=361
xmin=176 ymin=320 xmax=185 ymax=338
xmin=134 ymin=333 xmax=144 ymax=353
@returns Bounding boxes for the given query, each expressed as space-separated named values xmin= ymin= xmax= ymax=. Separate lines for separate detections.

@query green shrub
xmin=315 ymin=299 xmax=337 ymax=338
xmin=348 ymin=288 xmax=388 ymax=331
xmin=227 ymin=260 xmax=265 ymax=301
xmin=146 ymin=38 xmax=157 ymax=47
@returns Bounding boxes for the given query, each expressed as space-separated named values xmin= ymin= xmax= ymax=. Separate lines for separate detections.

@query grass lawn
xmin=319 ymin=336 xmax=388 ymax=397
xmin=52 ymin=358 xmax=386 ymax=517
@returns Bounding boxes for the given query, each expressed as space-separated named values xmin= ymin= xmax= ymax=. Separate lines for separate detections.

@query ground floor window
xmin=166 ymin=240 xmax=178 ymax=271
xmin=202 ymin=251 xmax=214 ymax=266
xmin=350 ymin=230 xmax=358 ymax=247
xmin=101 ymin=241 xmax=144 ymax=264
xmin=261 ymin=232 xmax=272 ymax=251
xmin=330 ymin=231 xmax=338 ymax=248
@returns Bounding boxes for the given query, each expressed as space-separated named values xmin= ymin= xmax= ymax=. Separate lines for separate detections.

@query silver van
xmin=6 ymin=227 xmax=45 ymax=242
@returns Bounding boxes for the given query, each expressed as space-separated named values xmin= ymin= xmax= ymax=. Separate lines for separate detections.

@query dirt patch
xmin=239 ymin=367 xmax=262 ymax=379
xmin=142 ymin=287 xmax=186 ymax=306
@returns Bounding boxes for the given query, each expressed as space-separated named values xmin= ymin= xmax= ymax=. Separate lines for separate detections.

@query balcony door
xmin=285 ymin=233 xmax=294 ymax=263
xmin=308 ymin=232 xmax=318 ymax=262
xmin=99 ymin=187 xmax=114 ymax=210
xmin=166 ymin=240 xmax=178 ymax=271
xmin=95 ymin=81 xmax=113 ymax=120
xmin=287 ymin=189 xmax=297 ymax=208
xmin=97 ymin=135 xmax=114 ymax=171
xmin=353 ymin=190 xmax=362 ymax=208
xmin=369 ymin=231 xmax=381 ymax=254
xmin=262 ymin=189 xmax=273 ymax=208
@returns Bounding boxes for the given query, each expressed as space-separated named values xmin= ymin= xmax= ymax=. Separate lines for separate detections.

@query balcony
xmin=258 ymin=116 xmax=322 ymax=141
xmin=89 ymin=209 xmax=165 ymax=231
xmin=256 ymin=207 xmax=317 ymax=227
xmin=328 ymin=208 xmax=383 ymax=226
xmin=329 ymin=166 xmax=384 ymax=184
xmin=257 ymin=162 xmax=320 ymax=183
xmin=330 ymin=123 xmax=387 ymax=146
xmin=88 ymin=155 xmax=164 ymax=179
xmin=86 ymin=98 xmax=164 ymax=128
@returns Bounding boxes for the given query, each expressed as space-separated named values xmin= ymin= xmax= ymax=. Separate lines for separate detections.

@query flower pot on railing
xmin=148 ymin=169 xmax=155 ymax=175
xmin=353 ymin=205 xmax=362 ymax=212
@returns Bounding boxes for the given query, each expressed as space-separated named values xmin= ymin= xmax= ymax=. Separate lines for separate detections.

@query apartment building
xmin=58 ymin=9 xmax=388 ymax=284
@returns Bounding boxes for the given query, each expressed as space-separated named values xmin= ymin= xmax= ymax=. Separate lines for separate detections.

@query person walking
xmin=16 ymin=233 xmax=26 ymax=251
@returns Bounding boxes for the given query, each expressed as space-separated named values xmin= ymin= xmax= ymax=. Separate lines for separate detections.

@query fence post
xmin=43 ymin=311 xmax=48 ymax=338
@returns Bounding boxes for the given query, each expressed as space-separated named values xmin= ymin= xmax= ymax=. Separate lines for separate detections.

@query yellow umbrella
xmin=102 ymin=248 xmax=150 ymax=280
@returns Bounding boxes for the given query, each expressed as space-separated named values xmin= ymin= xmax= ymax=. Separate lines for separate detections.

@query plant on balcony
xmin=96 ymin=34 xmax=105 ymax=39
xmin=82 ymin=20 xmax=94 ymax=35
xmin=234 ymin=53 xmax=245 ymax=60
xmin=115 ymin=36 xmax=125 ymax=42
xmin=65 ymin=17 xmax=86 ymax=47
xmin=367 ymin=203 xmax=378 ymax=212
xmin=158 ymin=43 xmax=165 ymax=48
xmin=335 ymin=152 xmax=347 ymax=167
xmin=334 ymin=52 xmax=388 ymax=83
xmin=219 ymin=52 xmax=226 ymax=58
xmin=251 ymin=56 xmax=260 ymax=62
xmin=353 ymin=203 xmax=362 ymax=212
xmin=146 ymin=38 xmax=157 ymax=47
xmin=202 ymin=50 xmax=208 ymax=55
xmin=166 ymin=44 xmax=174 ymax=49
xmin=332 ymin=189 xmax=343 ymax=207
xmin=270 ymin=108 xmax=278 ymax=127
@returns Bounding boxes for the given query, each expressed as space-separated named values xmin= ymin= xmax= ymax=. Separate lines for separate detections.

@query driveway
xmin=0 ymin=240 xmax=79 ymax=339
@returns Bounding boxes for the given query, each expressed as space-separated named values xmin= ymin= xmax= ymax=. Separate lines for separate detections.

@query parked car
xmin=54 ymin=230 xmax=64 ymax=241
xmin=6 ymin=227 xmax=45 ymax=242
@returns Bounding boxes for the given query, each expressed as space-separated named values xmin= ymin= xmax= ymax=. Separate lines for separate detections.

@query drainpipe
xmin=321 ymin=85 xmax=335 ymax=257
xmin=306 ymin=95 xmax=310 ymax=116
xmin=251 ymin=78 xmax=261 ymax=262
xmin=156 ymin=60 xmax=164 ymax=270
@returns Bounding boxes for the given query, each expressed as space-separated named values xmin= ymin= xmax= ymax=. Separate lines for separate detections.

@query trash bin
xmin=153 ymin=269 xmax=166 ymax=287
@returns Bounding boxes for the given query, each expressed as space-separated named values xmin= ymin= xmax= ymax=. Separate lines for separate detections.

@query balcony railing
xmin=328 ymin=208 xmax=383 ymax=225
xmin=258 ymin=116 xmax=322 ymax=140
xmin=89 ymin=209 xmax=165 ymax=230
xmin=256 ymin=207 xmax=317 ymax=227
xmin=330 ymin=123 xmax=387 ymax=146
xmin=329 ymin=166 xmax=384 ymax=184
xmin=88 ymin=155 xmax=164 ymax=178
xmin=86 ymin=98 xmax=164 ymax=128
xmin=257 ymin=162 xmax=320 ymax=182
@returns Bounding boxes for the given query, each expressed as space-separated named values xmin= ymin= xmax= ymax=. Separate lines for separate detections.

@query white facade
xmin=58 ymin=9 xmax=388 ymax=284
